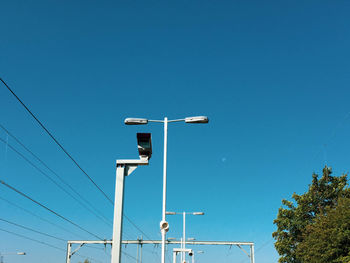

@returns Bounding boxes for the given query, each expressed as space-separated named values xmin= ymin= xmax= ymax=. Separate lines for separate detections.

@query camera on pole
xmin=137 ymin=133 xmax=152 ymax=160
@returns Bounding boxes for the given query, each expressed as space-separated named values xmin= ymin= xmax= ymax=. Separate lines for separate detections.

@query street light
xmin=166 ymin=211 xmax=204 ymax=263
xmin=0 ymin=252 xmax=26 ymax=263
xmin=125 ymin=116 xmax=209 ymax=263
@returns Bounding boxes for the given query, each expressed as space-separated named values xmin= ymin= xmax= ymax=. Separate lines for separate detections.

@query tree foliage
xmin=296 ymin=197 xmax=350 ymax=263
xmin=272 ymin=166 xmax=350 ymax=263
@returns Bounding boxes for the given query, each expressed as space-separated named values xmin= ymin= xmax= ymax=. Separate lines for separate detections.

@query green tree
xmin=296 ymin=197 xmax=350 ymax=263
xmin=272 ymin=166 xmax=350 ymax=263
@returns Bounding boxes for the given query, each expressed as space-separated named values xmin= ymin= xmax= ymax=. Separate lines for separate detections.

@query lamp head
xmin=185 ymin=116 xmax=209 ymax=124
xmin=193 ymin=212 xmax=204 ymax=215
xmin=166 ymin=211 xmax=176 ymax=215
xmin=125 ymin=118 xmax=148 ymax=125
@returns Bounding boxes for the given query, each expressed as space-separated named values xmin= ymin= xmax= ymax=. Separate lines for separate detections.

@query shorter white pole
xmin=180 ymin=238 xmax=183 ymax=263
xmin=111 ymin=165 xmax=126 ymax=263
xmin=250 ymin=244 xmax=255 ymax=263
xmin=66 ymin=243 xmax=72 ymax=263
xmin=183 ymin=212 xmax=186 ymax=263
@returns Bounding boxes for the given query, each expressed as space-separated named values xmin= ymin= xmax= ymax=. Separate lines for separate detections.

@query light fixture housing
xmin=185 ymin=116 xmax=209 ymax=124
xmin=125 ymin=118 xmax=148 ymax=125
xmin=193 ymin=212 xmax=204 ymax=215
xmin=165 ymin=211 xmax=176 ymax=215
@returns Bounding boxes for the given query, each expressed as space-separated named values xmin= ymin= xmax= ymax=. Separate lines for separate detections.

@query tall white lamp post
xmin=166 ymin=211 xmax=204 ymax=263
xmin=125 ymin=116 xmax=209 ymax=263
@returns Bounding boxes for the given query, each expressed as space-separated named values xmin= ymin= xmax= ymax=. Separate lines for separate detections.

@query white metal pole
xmin=173 ymin=251 xmax=176 ymax=263
xmin=250 ymin=244 xmax=255 ymax=263
xmin=111 ymin=165 xmax=126 ymax=263
xmin=66 ymin=243 xmax=72 ymax=263
xmin=161 ymin=117 xmax=168 ymax=263
xmin=136 ymin=240 xmax=139 ymax=263
xmin=183 ymin=212 xmax=186 ymax=263
xmin=180 ymin=238 xmax=183 ymax=263
xmin=140 ymin=244 xmax=142 ymax=263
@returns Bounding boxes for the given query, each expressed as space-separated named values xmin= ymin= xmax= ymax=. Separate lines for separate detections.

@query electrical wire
xmin=0 ymin=227 xmax=65 ymax=251
xmin=0 ymin=195 xmax=86 ymax=239
xmin=0 ymin=137 xmax=112 ymax=227
xmin=0 ymin=217 xmax=66 ymax=241
xmin=123 ymin=215 xmax=155 ymax=242
xmin=0 ymin=78 xmax=158 ymax=246
xmin=122 ymin=250 xmax=138 ymax=261
xmin=0 ymin=125 xmax=144 ymax=242
xmin=0 ymin=77 xmax=113 ymax=204
xmin=0 ymin=217 xmax=113 ymax=257
xmin=238 ymin=238 xmax=274 ymax=263
xmin=0 ymin=138 xmax=151 ymax=245
xmin=0 ymin=179 xmax=104 ymax=240
xmin=0 ymin=227 xmax=104 ymax=263
xmin=0 ymin=138 xmax=157 ymax=247
xmin=0 ymin=123 xmax=112 ymax=225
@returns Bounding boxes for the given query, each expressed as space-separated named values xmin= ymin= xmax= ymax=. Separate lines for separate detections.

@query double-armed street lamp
xmin=125 ymin=116 xmax=209 ymax=263
xmin=166 ymin=211 xmax=204 ymax=263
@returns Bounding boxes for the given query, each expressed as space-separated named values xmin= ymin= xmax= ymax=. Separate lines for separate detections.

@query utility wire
xmin=0 ymin=227 xmax=104 ymax=263
xmin=0 ymin=179 xmax=104 ymax=240
xmin=0 ymin=137 xmax=112 ymax=227
xmin=0 ymin=227 xmax=65 ymax=251
xmin=0 ymin=123 xmax=112 ymax=225
xmin=0 ymin=78 xmax=157 ymax=244
xmin=123 ymin=215 xmax=155 ymax=242
xmin=0 ymin=217 xmax=66 ymax=242
xmin=0 ymin=137 xmax=152 ymax=243
xmin=0 ymin=195 xmax=86 ymax=239
xmin=0 ymin=77 xmax=113 ymax=204
xmin=122 ymin=250 xmax=138 ymax=261
xmin=238 ymin=238 xmax=274 ymax=263
xmin=0 ymin=125 xmax=143 ymax=242
xmin=0 ymin=217 xmax=113 ymax=254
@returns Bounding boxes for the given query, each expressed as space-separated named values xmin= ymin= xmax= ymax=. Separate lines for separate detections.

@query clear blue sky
xmin=1 ymin=1 xmax=350 ymax=262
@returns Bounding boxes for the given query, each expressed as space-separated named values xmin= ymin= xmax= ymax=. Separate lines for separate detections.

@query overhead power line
xmin=0 ymin=77 xmax=157 ymax=243
xmin=0 ymin=137 xmax=112 ymax=227
xmin=0 ymin=179 xmax=103 ymax=240
xmin=0 ymin=124 xmax=112 ymax=226
xmin=0 ymin=195 xmax=85 ymax=239
xmin=0 ymin=130 xmax=153 ymax=243
xmin=0 ymin=227 xmax=65 ymax=251
xmin=0 ymin=228 xmax=104 ymax=263
xmin=0 ymin=216 xmax=143 ymax=261
xmin=0 ymin=77 xmax=113 ymax=204
xmin=0 ymin=217 xmax=66 ymax=242
xmin=0 ymin=217 xmax=113 ymax=254
xmin=123 ymin=215 xmax=155 ymax=242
